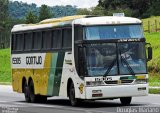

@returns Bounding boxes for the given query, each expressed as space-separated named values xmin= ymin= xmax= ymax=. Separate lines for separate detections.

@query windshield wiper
xmin=103 ymin=59 xmax=117 ymax=77
xmin=119 ymin=52 xmax=135 ymax=75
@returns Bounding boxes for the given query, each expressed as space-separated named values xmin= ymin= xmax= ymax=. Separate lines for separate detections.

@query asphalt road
xmin=0 ymin=85 xmax=160 ymax=113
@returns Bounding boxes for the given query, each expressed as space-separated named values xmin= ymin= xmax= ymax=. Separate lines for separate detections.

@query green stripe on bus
xmin=52 ymin=52 xmax=65 ymax=96
xmin=47 ymin=53 xmax=58 ymax=96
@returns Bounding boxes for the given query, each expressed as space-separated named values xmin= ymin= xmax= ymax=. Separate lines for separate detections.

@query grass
xmin=149 ymin=88 xmax=160 ymax=94
xmin=148 ymin=73 xmax=160 ymax=87
xmin=145 ymin=32 xmax=160 ymax=72
xmin=145 ymin=32 xmax=160 ymax=87
xmin=0 ymin=82 xmax=11 ymax=85
xmin=0 ymin=48 xmax=11 ymax=83
xmin=143 ymin=16 xmax=160 ymax=89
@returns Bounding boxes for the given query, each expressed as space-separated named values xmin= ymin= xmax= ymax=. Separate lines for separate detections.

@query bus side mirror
xmin=147 ymin=47 xmax=152 ymax=61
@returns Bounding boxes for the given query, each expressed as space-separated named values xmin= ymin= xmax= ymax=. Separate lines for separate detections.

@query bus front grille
xmin=121 ymin=80 xmax=134 ymax=84
xmin=104 ymin=80 xmax=134 ymax=85
xmin=104 ymin=81 xmax=118 ymax=84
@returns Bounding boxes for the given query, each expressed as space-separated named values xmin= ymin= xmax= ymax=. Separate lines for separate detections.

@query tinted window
xmin=33 ymin=32 xmax=42 ymax=50
xmin=85 ymin=25 xmax=144 ymax=40
xmin=52 ymin=30 xmax=62 ymax=49
xmin=16 ymin=34 xmax=24 ymax=51
xmin=11 ymin=34 xmax=16 ymax=50
xmin=62 ymin=28 xmax=72 ymax=48
xmin=74 ymin=25 xmax=83 ymax=41
xmin=24 ymin=33 xmax=32 ymax=50
xmin=43 ymin=30 xmax=52 ymax=50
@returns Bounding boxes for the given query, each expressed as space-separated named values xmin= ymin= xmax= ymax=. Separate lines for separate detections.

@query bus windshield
xmin=85 ymin=25 xmax=144 ymax=40
xmin=85 ymin=42 xmax=147 ymax=76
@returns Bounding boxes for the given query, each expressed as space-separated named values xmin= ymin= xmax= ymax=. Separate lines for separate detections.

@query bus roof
xmin=39 ymin=15 xmax=87 ymax=24
xmin=11 ymin=15 xmax=87 ymax=32
xmin=74 ymin=16 xmax=141 ymax=25
xmin=11 ymin=15 xmax=141 ymax=33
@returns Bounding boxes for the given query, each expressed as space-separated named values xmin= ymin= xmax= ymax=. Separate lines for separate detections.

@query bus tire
xmin=23 ymin=80 xmax=30 ymax=102
xmin=29 ymin=80 xmax=38 ymax=103
xmin=120 ymin=97 xmax=132 ymax=106
xmin=69 ymin=82 xmax=79 ymax=106
xmin=39 ymin=96 xmax=47 ymax=103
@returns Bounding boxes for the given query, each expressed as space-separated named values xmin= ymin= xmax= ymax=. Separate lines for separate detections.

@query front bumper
xmin=85 ymin=84 xmax=148 ymax=99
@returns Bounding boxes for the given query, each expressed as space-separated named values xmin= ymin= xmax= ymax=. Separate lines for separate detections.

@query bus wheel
xmin=120 ymin=97 xmax=132 ymax=106
xmin=39 ymin=96 xmax=47 ymax=103
xmin=29 ymin=80 xmax=38 ymax=103
xmin=23 ymin=81 xmax=30 ymax=102
xmin=69 ymin=83 xmax=79 ymax=106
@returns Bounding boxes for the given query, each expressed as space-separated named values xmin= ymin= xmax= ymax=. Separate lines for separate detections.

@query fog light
xmin=135 ymin=79 xmax=148 ymax=84
xmin=136 ymin=75 xmax=146 ymax=79
xmin=92 ymin=90 xmax=102 ymax=94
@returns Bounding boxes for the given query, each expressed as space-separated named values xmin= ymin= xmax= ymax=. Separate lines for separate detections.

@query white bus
xmin=11 ymin=15 xmax=152 ymax=106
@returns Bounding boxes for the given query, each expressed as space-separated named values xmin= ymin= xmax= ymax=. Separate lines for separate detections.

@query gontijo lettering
xmin=26 ymin=56 xmax=42 ymax=65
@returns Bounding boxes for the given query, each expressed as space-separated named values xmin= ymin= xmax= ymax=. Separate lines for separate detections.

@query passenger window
xmin=24 ymin=33 xmax=33 ymax=51
xmin=52 ymin=30 xmax=62 ymax=49
xmin=11 ymin=34 xmax=16 ymax=51
xmin=62 ymin=28 xmax=72 ymax=48
xmin=43 ymin=30 xmax=52 ymax=50
xmin=16 ymin=34 xmax=24 ymax=51
xmin=33 ymin=32 xmax=42 ymax=50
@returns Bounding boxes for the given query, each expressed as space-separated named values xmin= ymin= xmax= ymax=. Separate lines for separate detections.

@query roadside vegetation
xmin=149 ymin=88 xmax=160 ymax=94
xmin=145 ymin=32 xmax=160 ymax=87
xmin=142 ymin=16 xmax=160 ymax=32
xmin=0 ymin=49 xmax=11 ymax=83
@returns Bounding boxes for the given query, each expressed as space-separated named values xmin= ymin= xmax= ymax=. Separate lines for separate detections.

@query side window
xmin=33 ymin=32 xmax=42 ymax=50
xmin=42 ymin=30 xmax=52 ymax=50
xmin=52 ymin=29 xmax=62 ymax=49
xmin=74 ymin=25 xmax=83 ymax=41
xmin=62 ymin=28 xmax=72 ymax=48
xmin=16 ymin=34 xmax=24 ymax=51
xmin=24 ymin=33 xmax=32 ymax=51
xmin=11 ymin=34 xmax=16 ymax=51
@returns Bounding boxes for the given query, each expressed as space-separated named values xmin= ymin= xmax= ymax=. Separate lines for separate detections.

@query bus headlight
xmin=135 ymin=75 xmax=148 ymax=84
xmin=135 ymin=79 xmax=148 ymax=84
xmin=86 ymin=81 xmax=104 ymax=86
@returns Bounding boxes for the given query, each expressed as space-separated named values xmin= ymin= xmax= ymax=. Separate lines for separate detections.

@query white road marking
xmin=9 ymin=102 xmax=64 ymax=108
xmin=27 ymin=104 xmax=63 ymax=108
xmin=0 ymin=104 xmax=22 ymax=108
xmin=13 ymin=102 xmax=26 ymax=105
xmin=152 ymin=103 xmax=160 ymax=106
xmin=0 ymin=101 xmax=8 ymax=103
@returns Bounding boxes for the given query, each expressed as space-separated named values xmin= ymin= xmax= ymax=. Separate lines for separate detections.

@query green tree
xmin=39 ymin=4 xmax=53 ymax=21
xmin=25 ymin=11 xmax=37 ymax=24
xmin=106 ymin=7 xmax=133 ymax=17
xmin=0 ymin=0 xmax=10 ymax=48
xmin=98 ymin=0 xmax=152 ymax=18
xmin=131 ymin=0 xmax=150 ymax=18
xmin=0 ymin=0 xmax=9 ymax=27
xmin=76 ymin=8 xmax=91 ymax=15
xmin=91 ymin=6 xmax=106 ymax=15
xmin=147 ymin=0 xmax=160 ymax=16
xmin=98 ymin=0 xmax=133 ymax=15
